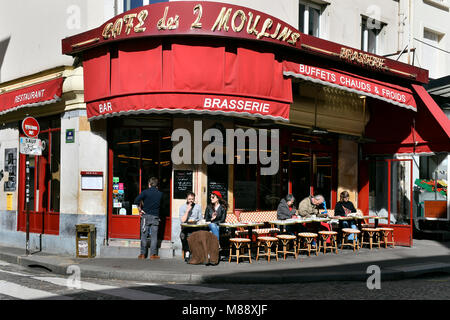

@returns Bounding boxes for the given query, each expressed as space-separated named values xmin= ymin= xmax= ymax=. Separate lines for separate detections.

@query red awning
xmin=88 ymin=93 xmax=290 ymax=121
xmin=412 ymin=84 xmax=450 ymax=142
xmin=0 ymin=77 xmax=63 ymax=115
xmin=363 ymin=85 xmax=450 ymax=155
xmin=83 ymin=41 xmax=292 ymax=121
xmin=283 ymin=61 xmax=417 ymax=111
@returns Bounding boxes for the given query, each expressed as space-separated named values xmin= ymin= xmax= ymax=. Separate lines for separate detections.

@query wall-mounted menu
xmin=174 ymin=170 xmax=193 ymax=199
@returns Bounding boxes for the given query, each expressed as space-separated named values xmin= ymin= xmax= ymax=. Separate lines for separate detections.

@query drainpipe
xmin=408 ymin=0 xmax=414 ymax=65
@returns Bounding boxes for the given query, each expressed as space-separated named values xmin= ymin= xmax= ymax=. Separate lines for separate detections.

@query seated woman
xmin=277 ymin=194 xmax=297 ymax=220
xmin=277 ymin=194 xmax=298 ymax=235
xmin=204 ymin=191 xmax=228 ymax=242
xmin=334 ymin=191 xmax=358 ymax=240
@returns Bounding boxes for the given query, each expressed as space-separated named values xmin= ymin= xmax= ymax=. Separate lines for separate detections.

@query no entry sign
xmin=21 ymin=116 xmax=40 ymax=138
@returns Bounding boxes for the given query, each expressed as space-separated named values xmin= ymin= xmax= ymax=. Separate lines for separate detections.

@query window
xmin=123 ymin=0 xmax=168 ymax=11
xmin=233 ymin=128 xmax=281 ymax=211
xmin=299 ymin=1 xmax=321 ymax=37
xmin=422 ymin=29 xmax=442 ymax=79
xmin=361 ymin=17 xmax=382 ymax=54
xmin=417 ymin=154 xmax=448 ymax=200
xmin=123 ymin=0 xmax=143 ymax=11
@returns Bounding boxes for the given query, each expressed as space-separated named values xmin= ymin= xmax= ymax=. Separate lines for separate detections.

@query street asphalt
xmin=0 ymin=239 xmax=449 ymax=284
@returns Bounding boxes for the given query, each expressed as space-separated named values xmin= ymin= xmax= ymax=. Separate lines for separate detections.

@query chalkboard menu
xmin=174 ymin=170 xmax=193 ymax=199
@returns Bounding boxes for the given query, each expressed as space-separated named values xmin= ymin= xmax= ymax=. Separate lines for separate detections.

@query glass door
xmin=108 ymin=125 xmax=172 ymax=240
xmin=18 ymin=127 xmax=61 ymax=235
xmin=368 ymin=159 xmax=413 ymax=246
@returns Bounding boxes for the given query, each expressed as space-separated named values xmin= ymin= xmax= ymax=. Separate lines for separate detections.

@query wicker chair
xmin=297 ymin=232 xmax=319 ymax=257
xmin=276 ymin=234 xmax=297 ymax=259
xmin=340 ymin=228 xmax=361 ymax=251
xmin=228 ymin=238 xmax=252 ymax=264
xmin=361 ymin=228 xmax=381 ymax=249
xmin=256 ymin=236 xmax=279 ymax=262
xmin=318 ymin=231 xmax=339 ymax=254
xmin=378 ymin=227 xmax=395 ymax=248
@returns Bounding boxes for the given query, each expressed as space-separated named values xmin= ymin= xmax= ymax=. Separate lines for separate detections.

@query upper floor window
xmin=361 ymin=17 xmax=383 ymax=54
xmin=299 ymin=1 xmax=321 ymax=37
xmin=123 ymin=0 xmax=144 ymax=11
xmin=422 ymin=28 xmax=444 ymax=79
xmin=123 ymin=0 xmax=168 ymax=12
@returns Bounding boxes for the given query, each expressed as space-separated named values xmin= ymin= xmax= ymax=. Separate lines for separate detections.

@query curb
xmin=2 ymin=251 xmax=450 ymax=285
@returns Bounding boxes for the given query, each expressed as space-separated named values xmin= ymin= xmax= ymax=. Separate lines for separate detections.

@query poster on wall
xmin=4 ymin=148 xmax=17 ymax=192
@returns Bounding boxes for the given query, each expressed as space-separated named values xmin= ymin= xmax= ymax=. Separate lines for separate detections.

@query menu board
xmin=174 ymin=170 xmax=193 ymax=199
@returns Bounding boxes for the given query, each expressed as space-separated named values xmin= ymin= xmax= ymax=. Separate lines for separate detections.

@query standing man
xmin=135 ymin=177 xmax=163 ymax=260
xmin=179 ymin=192 xmax=203 ymax=261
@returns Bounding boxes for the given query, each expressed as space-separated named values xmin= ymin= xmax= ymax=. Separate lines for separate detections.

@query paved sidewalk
xmin=1 ymin=239 xmax=449 ymax=284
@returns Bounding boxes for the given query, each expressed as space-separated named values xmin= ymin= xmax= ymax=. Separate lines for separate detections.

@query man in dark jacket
xmin=135 ymin=177 xmax=163 ymax=260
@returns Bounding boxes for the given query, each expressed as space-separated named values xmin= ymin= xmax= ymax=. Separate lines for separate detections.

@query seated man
xmin=297 ymin=194 xmax=325 ymax=218
xmin=179 ymin=192 xmax=202 ymax=262
xmin=298 ymin=194 xmax=331 ymax=242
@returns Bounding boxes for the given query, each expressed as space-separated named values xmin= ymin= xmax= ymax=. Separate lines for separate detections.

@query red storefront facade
xmin=62 ymin=1 xmax=448 ymax=249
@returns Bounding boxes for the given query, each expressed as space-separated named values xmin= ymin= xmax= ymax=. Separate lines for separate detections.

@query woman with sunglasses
xmin=204 ymin=191 xmax=228 ymax=241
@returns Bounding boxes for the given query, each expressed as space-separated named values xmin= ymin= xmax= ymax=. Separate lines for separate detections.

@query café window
xmin=299 ymin=1 xmax=321 ymax=37
xmin=361 ymin=17 xmax=383 ymax=54
xmin=417 ymin=153 xmax=448 ymax=201
xmin=233 ymin=128 xmax=281 ymax=211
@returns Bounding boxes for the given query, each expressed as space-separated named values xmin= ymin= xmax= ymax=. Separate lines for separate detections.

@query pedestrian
xmin=179 ymin=192 xmax=203 ymax=262
xmin=334 ymin=190 xmax=358 ymax=240
xmin=204 ymin=191 xmax=227 ymax=241
xmin=135 ymin=177 xmax=163 ymax=260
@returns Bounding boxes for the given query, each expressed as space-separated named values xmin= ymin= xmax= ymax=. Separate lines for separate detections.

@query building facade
xmin=0 ymin=0 xmax=448 ymax=257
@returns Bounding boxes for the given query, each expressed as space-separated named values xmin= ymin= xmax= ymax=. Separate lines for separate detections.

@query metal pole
xmin=25 ymin=157 xmax=30 ymax=255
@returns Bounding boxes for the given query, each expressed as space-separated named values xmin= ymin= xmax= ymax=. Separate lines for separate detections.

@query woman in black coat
xmin=204 ymin=190 xmax=228 ymax=241
xmin=334 ymin=191 xmax=358 ymax=240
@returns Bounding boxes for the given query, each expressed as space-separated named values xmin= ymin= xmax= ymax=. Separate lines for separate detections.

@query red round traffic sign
xmin=22 ymin=117 xmax=40 ymax=138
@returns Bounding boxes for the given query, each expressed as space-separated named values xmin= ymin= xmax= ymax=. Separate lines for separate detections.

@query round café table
xmin=220 ymin=222 xmax=264 ymax=256
xmin=268 ymin=219 xmax=300 ymax=234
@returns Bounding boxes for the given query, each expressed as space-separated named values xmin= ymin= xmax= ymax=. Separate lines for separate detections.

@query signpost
xmin=20 ymin=116 xmax=40 ymax=256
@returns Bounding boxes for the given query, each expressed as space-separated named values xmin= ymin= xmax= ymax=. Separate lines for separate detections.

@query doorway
xmin=367 ymin=158 xmax=413 ymax=246
xmin=18 ymin=123 xmax=61 ymax=235
xmin=108 ymin=120 xmax=172 ymax=240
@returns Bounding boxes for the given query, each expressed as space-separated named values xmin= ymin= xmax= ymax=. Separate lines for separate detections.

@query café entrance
xmin=107 ymin=118 xmax=172 ymax=240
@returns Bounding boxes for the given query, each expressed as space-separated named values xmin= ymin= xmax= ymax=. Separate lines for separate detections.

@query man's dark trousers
xmin=141 ymin=214 xmax=159 ymax=257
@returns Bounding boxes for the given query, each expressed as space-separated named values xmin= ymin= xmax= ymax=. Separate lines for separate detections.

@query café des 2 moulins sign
xmin=63 ymin=1 xmax=302 ymax=54
xmin=20 ymin=117 xmax=43 ymax=156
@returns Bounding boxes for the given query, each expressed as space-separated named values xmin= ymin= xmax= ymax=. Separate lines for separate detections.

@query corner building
xmin=1 ymin=1 xmax=448 ymax=257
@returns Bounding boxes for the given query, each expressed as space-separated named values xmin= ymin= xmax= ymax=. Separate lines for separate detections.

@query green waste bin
xmin=76 ymin=224 xmax=96 ymax=258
